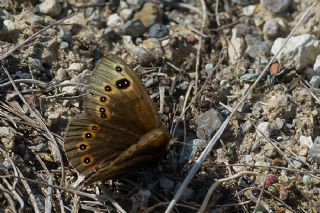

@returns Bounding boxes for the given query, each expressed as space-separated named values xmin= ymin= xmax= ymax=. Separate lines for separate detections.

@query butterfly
xmin=63 ymin=54 xmax=170 ymax=185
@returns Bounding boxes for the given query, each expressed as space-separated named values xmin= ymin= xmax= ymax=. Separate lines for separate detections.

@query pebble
xmin=228 ymin=27 xmax=245 ymax=64
xmin=263 ymin=19 xmax=281 ymax=38
xmin=107 ymin=13 xmax=124 ymax=28
xmin=204 ymin=63 xmax=214 ymax=75
xmin=135 ymin=2 xmax=162 ymax=27
xmin=68 ymin=63 xmax=85 ymax=72
xmin=60 ymin=41 xmax=69 ymax=49
xmin=39 ymin=0 xmax=61 ymax=16
xmin=176 ymin=81 xmax=189 ymax=91
xmin=122 ymin=19 xmax=146 ymax=37
xmin=252 ymin=103 xmax=263 ymax=118
xmin=271 ymin=34 xmax=320 ymax=70
xmin=242 ymin=120 xmax=253 ymax=133
xmin=261 ymin=0 xmax=291 ymax=13
xmin=240 ymin=73 xmax=260 ymax=82
xmin=245 ymin=41 xmax=271 ymax=60
xmin=59 ymin=28 xmax=72 ymax=43
xmin=141 ymin=38 xmax=163 ymax=59
xmin=55 ymin=68 xmax=68 ymax=82
xmin=244 ymin=154 xmax=255 ymax=165
xmin=28 ymin=57 xmax=45 ymax=72
xmin=195 ymin=109 xmax=223 ymax=140
xmin=243 ymin=5 xmax=256 ymax=16
xmin=292 ymin=156 xmax=306 ymax=169
xmin=274 ymin=117 xmax=284 ymax=130
xmin=313 ymin=55 xmax=320 ymax=72
xmin=309 ymin=76 xmax=320 ymax=88
xmin=119 ymin=8 xmax=133 ymax=20
xmin=159 ymin=177 xmax=175 ymax=190
xmin=299 ymin=135 xmax=313 ymax=148
xmin=148 ymin=23 xmax=169 ymax=38
xmin=256 ymin=122 xmax=273 ymax=138
xmin=0 ymin=127 xmax=15 ymax=150
xmin=263 ymin=143 xmax=276 ymax=158
xmin=308 ymin=144 xmax=320 ymax=163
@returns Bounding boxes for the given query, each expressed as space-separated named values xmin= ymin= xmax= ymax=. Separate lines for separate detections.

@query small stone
xmin=140 ymin=38 xmax=163 ymax=59
xmin=107 ymin=13 xmax=124 ymax=28
xmin=228 ymin=27 xmax=245 ymax=64
xmin=297 ymin=144 xmax=309 ymax=156
xmin=263 ymin=143 xmax=276 ymax=158
xmin=292 ymin=156 xmax=306 ymax=169
xmin=205 ymin=63 xmax=214 ymax=75
xmin=122 ymin=19 xmax=146 ymax=37
xmin=257 ymin=122 xmax=273 ymax=138
xmin=255 ymin=160 xmax=270 ymax=167
xmin=39 ymin=0 xmax=61 ymax=16
xmin=28 ymin=57 xmax=45 ymax=72
xmin=252 ymin=103 xmax=263 ymax=118
xmin=60 ymin=42 xmax=69 ymax=49
xmin=243 ymin=5 xmax=256 ymax=16
xmin=274 ymin=117 xmax=284 ymax=130
xmin=308 ymin=144 xmax=320 ymax=163
xmin=0 ymin=127 xmax=15 ymax=150
xmin=148 ymin=23 xmax=169 ymax=38
xmin=313 ymin=55 xmax=320 ymax=72
xmin=55 ymin=68 xmax=68 ymax=81
xmin=59 ymin=28 xmax=72 ymax=43
xmin=47 ymin=112 xmax=61 ymax=127
xmin=119 ymin=8 xmax=133 ymax=20
xmin=68 ymin=63 xmax=85 ymax=72
xmin=159 ymin=177 xmax=175 ymax=190
xmin=309 ymin=76 xmax=320 ymax=88
xmin=240 ymin=73 xmax=260 ymax=82
xmin=242 ymin=120 xmax=253 ymax=133
xmin=299 ymin=135 xmax=313 ymax=148
xmin=263 ymin=19 xmax=281 ymax=38
xmin=244 ymin=154 xmax=255 ymax=165
xmin=261 ymin=0 xmax=291 ymax=13
xmin=195 ymin=109 xmax=223 ymax=140
xmin=245 ymin=41 xmax=271 ymax=60
xmin=271 ymin=34 xmax=320 ymax=70
xmin=135 ymin=2 xmax=162 ymax=27
xmin=176 ymin=81 xmax=189 ymax=91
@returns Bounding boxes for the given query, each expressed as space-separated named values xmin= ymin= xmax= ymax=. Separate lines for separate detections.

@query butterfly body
xmin=64 ymin=54 xmax=170 ymax=184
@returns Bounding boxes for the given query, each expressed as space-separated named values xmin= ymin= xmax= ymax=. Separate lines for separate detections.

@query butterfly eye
xmin=85 ymin=133 xmax=92 ymax=138
xmin=115 ymin=66 xmax=122 ymax=72
xmin=79 ymin=144 xmax=87 ymax=151
xmin=100 ymin=96 xmax=107 ymax=102
xmin=82 ymin=156 xmax=93 ymax=165
xmin=116 ymin=78 xmax=130 ymax=89
xmin=101 ymin=113 xmax=107 ymax=118
xmin=105 ymin=85 xmax=112 ymax=91
xmin=99 ymin=107 xmax=105 ymax=112
xmin=91 ymin=125 xmax=98 ymax=131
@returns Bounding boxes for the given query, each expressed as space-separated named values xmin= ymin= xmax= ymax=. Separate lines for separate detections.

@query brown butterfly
xmin=64 ymin=54 xmax=170 ymax=185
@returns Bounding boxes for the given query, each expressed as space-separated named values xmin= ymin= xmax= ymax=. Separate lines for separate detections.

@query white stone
xmin=271 ymin=34 xmax=320 ymax=70
xmin=39 ymin=0 xmax=61 ymax=16
xmin=313 ymin=55 xmax=320 ymax=71
xmin=256 ymin=122 xmax=273 ymax=138
xmin=107 ymin=14 xmax=124 ymax=28
xmin=299 ymin=135 xmax=313 ymax=148
xmin=228 ymin=28 xmax=245 ymax=64
xmin=243 ymin=5 xmax=256 ymax=16
xmin=120 ymin=8 xmax=133 ymax=20
xmin=68 ymin=63 xmax=85 ymax=72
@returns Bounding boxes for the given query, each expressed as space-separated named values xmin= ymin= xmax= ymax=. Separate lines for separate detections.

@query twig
xmin=164 ymin=2 xmax=317 ymax=212
xmin=1 ymin=65 xmax=65 ymax=186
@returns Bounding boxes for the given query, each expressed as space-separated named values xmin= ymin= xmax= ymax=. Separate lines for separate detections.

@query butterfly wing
xmin=64 ymin=54 xmax=169 ymax=183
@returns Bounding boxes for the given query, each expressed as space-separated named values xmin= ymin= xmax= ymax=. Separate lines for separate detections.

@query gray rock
xmin=120 ymin=8 xmax=133 ymax=20
xmin=271 ymin=34 xmax=320 ymax=70
xmin=160 ymin=177 xmax=175 ymax=190
xmin=205 ymin=63 xmax=214 ymax=75
xmin=39 ymin=0 xmax=61 ymax=16
xmin=59 ymin=28 xmax=72 ymax=43
xmin=274 ymin=117 xmax=284 ymax=130
xmin=263 ymin=19 xmax=281 ymax=38
xmin=68 ymin=63 xmax=85 ymax=72
xmin=244 ymin=154 xmax=255 ymax=165
xmin=107 ymin=13 xmax=123 ymax=28
xmin=242 ymin=120 xmax=253 ymax=133
xmin=252 ymin=103 xmax=263 ymax=118
xmin=245 ymin=41 xmax=271 ymax=60
xmin=309 ymin=76 xmax=320 ymax=88
xmin=228 ymin=27 xmax=245 ymax=64
xmin=195 ymin=109 xmax=223 ymax=140
xmin=308 ymin=144 xmax=320 ymax=163
xmin=313 ymin=55 xmax=320 ymax=72
xmin=148 ymin=23 xmax=169 ymax=38
xmin=257 ymin=122 xmax=273 ymax=138
xmin=122 ymin=19 xmax=146 ymax=37
xmin=263 ymin=143 xmax=276 ymax=158
xmin=176 ymin=81 xmax=189 ymax=91
xmin=28 ymin=57 xmax=45 ymax=72
xmin=55 ymin=68 xmax=68 ymax=81
xmin=240 ymin=73 xmax=260 ymax=82
xmin=261 ymin=0 xmax=291 ymax=13
xmin=0 ymin=127 xmax=15 ymax=150
xmin=60 ymin=41 xmax=69 ymax=49
xmin=292 ymin=156 xmax=306 ymax=169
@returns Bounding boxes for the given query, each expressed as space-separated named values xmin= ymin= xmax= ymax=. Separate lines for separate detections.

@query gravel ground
xmin=0 ymin=0 xmax=320 ymax=212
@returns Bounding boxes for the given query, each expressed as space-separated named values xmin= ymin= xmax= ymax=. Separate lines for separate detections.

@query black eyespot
xmin=116 ymin=78 xmax=130 ymax=89
xmin=115 ymin=66 xmax=122 ymax=72
xmin=105 ymin=85 xmax=112 ymax=91
xmin=100 ymin=96 xmax=107 ymax=102
xmin=85 ymin=133 xmax=92 ymax=138
xmin=101 ymin=113 xmax=107 ymax=118
xmin=92 ymin=125 xmax=98 ymax=130
xmin=79 ymin=144 xmax=87 ymax=151
xmin=83 ymin=157 xmax=91 ymax=164
xmin=100 ymin=107 xmax=105 ymax=112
